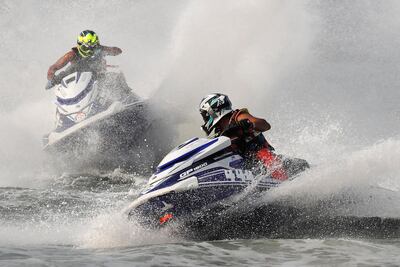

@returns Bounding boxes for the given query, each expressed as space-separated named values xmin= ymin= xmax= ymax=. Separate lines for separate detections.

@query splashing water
xmin=0 ymin=0 xmax=400 ymax=265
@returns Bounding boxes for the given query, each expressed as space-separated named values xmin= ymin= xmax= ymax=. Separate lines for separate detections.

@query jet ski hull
xmin=125 ymin=136 xmax=309 ymax=227
xmin=44 ymin=71 xmax=172 ymax=173
xmin=44 ymin=101 xmax=157 ymax=171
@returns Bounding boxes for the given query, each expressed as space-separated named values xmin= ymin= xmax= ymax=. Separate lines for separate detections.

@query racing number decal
xmin=224 ymin=170 xmax=254 ymax=182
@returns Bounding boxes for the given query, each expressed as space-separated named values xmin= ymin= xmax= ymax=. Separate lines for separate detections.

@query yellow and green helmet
xmin=77 ymin=30 xmax=99 ymax=57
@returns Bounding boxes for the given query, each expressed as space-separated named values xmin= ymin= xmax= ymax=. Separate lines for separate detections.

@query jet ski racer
xmin=199 ymin=93 xmax=288 ymax=180
xmin=46 ymin=30 xmax=122 ymax=88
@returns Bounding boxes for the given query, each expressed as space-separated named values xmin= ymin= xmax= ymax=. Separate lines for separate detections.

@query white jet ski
xmin=43 ymin=69 xmax=162 ymax=172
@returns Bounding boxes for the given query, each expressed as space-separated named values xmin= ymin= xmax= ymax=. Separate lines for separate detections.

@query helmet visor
xmin=200 ymin=110 xmax=209 ymax=122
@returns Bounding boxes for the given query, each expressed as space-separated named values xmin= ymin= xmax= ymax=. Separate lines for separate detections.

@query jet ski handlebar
xmin=217 ymin=123 xmax=243 ymax=146
xmin=220 ymin=123 xmax=244 ymax=137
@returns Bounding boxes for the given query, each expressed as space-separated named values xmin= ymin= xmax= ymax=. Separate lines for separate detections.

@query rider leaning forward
xmin=199 ymin=93 xmax=288 ymax=180
xmin=47 ymin=30 xmax=122 ymax=87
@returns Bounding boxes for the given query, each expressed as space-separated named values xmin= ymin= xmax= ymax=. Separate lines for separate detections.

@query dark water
xmin=2 ymin=239 xmax=400 ymax=267
xmin=1 ymin=173 xmax=400 ymax=266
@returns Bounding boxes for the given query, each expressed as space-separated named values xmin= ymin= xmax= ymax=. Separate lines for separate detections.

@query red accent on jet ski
xmin=159 ymin=213 xmax=173 ymax=225
xmin=256 ymin=148 xmax=288 ymax=181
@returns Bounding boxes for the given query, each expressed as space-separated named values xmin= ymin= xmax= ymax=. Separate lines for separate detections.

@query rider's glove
xmin=237 ymin=119 xmax=254 ymax=131
xmin=45 ymin=80 xmax=54 ymax=90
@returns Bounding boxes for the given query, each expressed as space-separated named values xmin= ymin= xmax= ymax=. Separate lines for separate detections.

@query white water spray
xmin=0 ymin=0 xmax=399 ymax=247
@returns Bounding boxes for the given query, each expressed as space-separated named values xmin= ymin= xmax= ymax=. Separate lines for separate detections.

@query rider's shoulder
xmin=238 ymin=108 xmax=249 ymax=114
xmin=233 ymin=108 xmax=250 ymax=117
xmin=57 ymin=50 xmax=77 ymax=63
xmin=68 ymin=48 xmax=79 ymax=58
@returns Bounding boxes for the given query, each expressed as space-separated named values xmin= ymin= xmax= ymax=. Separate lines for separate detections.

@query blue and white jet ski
xmin=125 ymin=136 xmax=309 ymax=227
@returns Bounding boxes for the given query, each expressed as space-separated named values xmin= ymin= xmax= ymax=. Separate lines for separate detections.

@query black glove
xmin=237 ymin=119 xmax=254 ymax=131
xmin=222 ymin=119 xmax=254 ymax=137
xmin=45 ymin=80 xmax=54 ymax=90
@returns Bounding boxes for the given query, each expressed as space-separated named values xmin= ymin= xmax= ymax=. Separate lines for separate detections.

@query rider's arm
xmin=47 ymin=51 xmax=75 ymax=80
xmin=236 ymin=112 xmax=271 ymax=132
xmin=100 ymin=45 xmax=122 ymax=56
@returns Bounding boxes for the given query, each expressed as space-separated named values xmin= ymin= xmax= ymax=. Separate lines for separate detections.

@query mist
xmin=0 ymin=2 xmax=400 ymax=253
xmin=0 ymin=0 xmax=399 ymax=218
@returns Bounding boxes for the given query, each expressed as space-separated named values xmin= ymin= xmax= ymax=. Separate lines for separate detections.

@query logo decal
xmin=179 ymin=162 xmax=208 ymax=179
